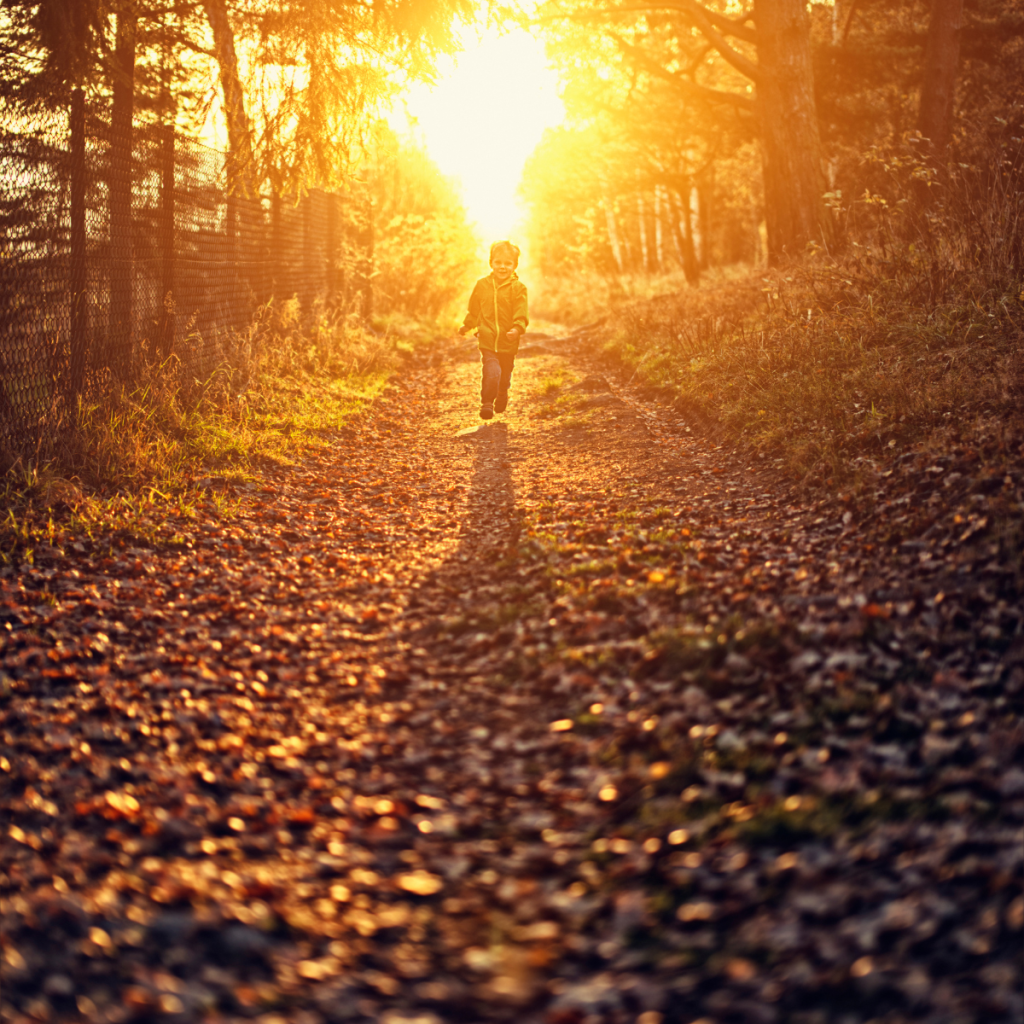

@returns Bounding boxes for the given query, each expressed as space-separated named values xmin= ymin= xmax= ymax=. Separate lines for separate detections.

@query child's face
xmin=490 ymin=254 xmax=515 ymax=281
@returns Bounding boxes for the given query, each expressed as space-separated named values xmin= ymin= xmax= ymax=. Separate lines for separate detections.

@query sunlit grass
xmin=0 ymin=311 xmax=444 ymax=561
xmin=605 ymin=257 xmax=1024 ymax=491
xmin=538 ymin=368 xmax=573 ymax=395
xmin=530 ymin=268 xmax=742 ymax=326
xmin=589 ymin=140 xmax=1024 ymax=492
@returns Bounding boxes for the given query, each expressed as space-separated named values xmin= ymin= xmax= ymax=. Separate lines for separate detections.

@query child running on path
xmin=459 ymin=241 xmax=529 ymax=420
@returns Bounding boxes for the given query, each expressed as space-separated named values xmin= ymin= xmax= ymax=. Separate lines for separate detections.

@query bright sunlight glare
xmin=395 ymin=25 xmax=564 ymax=253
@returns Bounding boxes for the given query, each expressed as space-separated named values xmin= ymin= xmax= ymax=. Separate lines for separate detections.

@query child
xmin=459 ymin=240 xmax=529 ymax=420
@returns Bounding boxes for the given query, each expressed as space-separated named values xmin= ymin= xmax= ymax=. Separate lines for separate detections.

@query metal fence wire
xmin=0 ymin=100 xmax=356 ymax=449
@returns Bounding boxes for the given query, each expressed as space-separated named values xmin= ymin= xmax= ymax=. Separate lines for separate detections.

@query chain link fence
xmin=0 ymin=99 xmax=365 ymax=451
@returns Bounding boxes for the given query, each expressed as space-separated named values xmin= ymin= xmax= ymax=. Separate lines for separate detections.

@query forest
xmin=524 ymin=0 xmax=1021 ymax=274
xmin=519 ymin=0 xmax=1024 ymax=491
xmin=0 ymin=2 xmax=1022 ymax=1024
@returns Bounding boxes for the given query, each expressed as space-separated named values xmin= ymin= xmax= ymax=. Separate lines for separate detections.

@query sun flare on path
xmin=396 ymin=24 xmax=565 ymax=258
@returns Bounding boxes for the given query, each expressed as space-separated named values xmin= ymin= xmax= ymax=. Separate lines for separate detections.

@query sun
xmin=396 ymin=24 xmax=565 ymax=254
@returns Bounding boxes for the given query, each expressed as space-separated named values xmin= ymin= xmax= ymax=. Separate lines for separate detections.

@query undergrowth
xmin=0 ymin=304 xmax=442 ymax=560
xmin=602 ymin=132 xmax=1024 ymax=493
xmin=531 ymin=268 xmax=714 ymax=327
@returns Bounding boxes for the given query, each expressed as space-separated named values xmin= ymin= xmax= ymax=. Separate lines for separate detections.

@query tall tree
xmin=109 ymin=0 xmax=139 ymax=371
xmin=539 ymin=0 xmax=833 ymax=264
xmin=202 ymin=0 xmax=256 ymax=198
xmin=918 ymin=0 xmax=964 ymax=158
xmin=0 ymin=0 xmax=107 ymax=396
xmin=0 ymin=0 xmax=106 ymax=107
xmin=754 ymin=0 xmax=832 ymax=258
xmin=529 ymin=11 xmax=756 ymax=276
xmin=199 ymin=0 xmax=473 ymax=198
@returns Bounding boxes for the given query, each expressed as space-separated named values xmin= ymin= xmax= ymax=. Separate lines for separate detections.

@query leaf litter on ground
xmin=0 ymin=332 xmax=1021 ymax=1024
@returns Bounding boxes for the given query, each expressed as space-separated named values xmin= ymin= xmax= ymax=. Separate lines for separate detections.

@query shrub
xmin=604 ymin=131 xmax=1024 ymax=491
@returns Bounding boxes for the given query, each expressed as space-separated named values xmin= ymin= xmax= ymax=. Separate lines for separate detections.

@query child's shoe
xmin=494 ymin=391 xmax=509 ymax=414
xmin=480 ymin=403 xmax=494 ymax=420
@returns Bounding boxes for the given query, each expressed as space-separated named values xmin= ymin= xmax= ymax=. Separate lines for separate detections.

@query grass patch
xmin=530 ymin=267 xmax=732 ymax=326
xmin=0 ymin=308 xmax=445 ymax=560
xmin=534 ymin=392 xmax=591 ymax=421
xmin=538 ymin=369 xmax=572 ymax=394
xmin=599 ymin=143 xmax=1024 ymax=493
xmin=608 ymin=265 xmax=1024 ymax=491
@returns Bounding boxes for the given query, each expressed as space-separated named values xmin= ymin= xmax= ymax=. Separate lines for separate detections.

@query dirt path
xmin=1 ymin=332 xmax=1021 ymax=1024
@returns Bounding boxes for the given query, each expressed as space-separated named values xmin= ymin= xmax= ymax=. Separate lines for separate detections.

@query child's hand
xmin=506 ymin=328 xmax=520 ymax=341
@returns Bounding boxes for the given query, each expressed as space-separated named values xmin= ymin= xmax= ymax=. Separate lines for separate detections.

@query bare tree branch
xmin=536 ymin=2 xmax=757 ymax=45
xmin=673 ymin=0 xmax=756 ymax=44
xmin=841 ymin=0 xmax=861 ymax=47
xmin=611 ymin=33 xmax=755 ymax=111
xmin=683 ymin=41 xmax=713 ymax=77
xmin=671 ymin=0 xmax=760 ymax=81
xmin=175 ymin=39 xmax=217 ymax=59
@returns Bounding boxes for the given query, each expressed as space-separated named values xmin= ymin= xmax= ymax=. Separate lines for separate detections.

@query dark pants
xmin=480 ymin=349 xmax=515 ymax=405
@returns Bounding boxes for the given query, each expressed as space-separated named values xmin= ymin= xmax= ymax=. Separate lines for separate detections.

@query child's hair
xmin=489 ymin=240 xmax=520 ymax=267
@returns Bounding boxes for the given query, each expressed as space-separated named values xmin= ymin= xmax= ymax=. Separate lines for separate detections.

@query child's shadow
xmin=456 ymin=421 xmax=509 ymax=439
xmin=449 ymin=420 xmax=517 ymax=563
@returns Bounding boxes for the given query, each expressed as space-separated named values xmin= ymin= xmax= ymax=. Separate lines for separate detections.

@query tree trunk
xmin=327 ymin=193 xmax=339 ymax=300
xmin=665 ymin=188 xmax=684 ymax=268
xmin=637 ymin=188 xmax=649 ymax=272
xmin=754 ymin=0 xmax=833 ymax=263
xmin=302 ymin=192 xmax=313 ymax=308
xmin=918 ymin=0 xmax=963 ymax=158
xmin=697 ymin=167 xmax=713 ymax=269
xmin=653 ymin=186 xmax=665 ymax=271
xmin=109 ymin=2 xmax=136 ymax=376
xmin=689 ymin=185 xmax=703 ymax=267
xmin=271 ymin=192 xmax=282 ymax=299
xmin=603 ymin=198 xmax=624 ymax=274
xmin=357 ymin=193 xmax=374 ymax=319
xmin=69 ymin=86 xmax=88 ymax=402
xmin=671 ymin=186 xmax=700 ymax=285
xmin=159 ymin=119 xmax=175 ymax=360
xmin=203 ymin=0 xmax=255 ymax=198
xmin=618 ymin=203 xmax=634 ymax=269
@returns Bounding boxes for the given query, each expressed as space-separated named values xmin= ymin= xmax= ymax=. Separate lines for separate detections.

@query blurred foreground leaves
xmin=0 ymin=336 xmax=1020 ymax=1024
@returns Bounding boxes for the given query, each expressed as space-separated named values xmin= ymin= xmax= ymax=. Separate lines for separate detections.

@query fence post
xmin=69 ymin=87 xmax=87 ymax=404
xmin=109 ymin=134 xmax=133 ymax=378
xmin=360 ymin=194 xmax=373 ymax=320
xmin=226 ymin=185 xmax=238 ymax=329
xmin=159 ymin=119 xmax=175 ymax=359
xmin=257 ymin=196 xmax=268 ymax=307
xmin=326 ymin=193 xmax=338 ymax=302
xmin=109 ymin=8 xmax=136 ymax=379
xmin=227 ymin=193 xmax=237 ymax=267
xmin=302 ymin=191 xmax=312 ymax=309
xmin=271 ymin=192 xmax=282 ymax=301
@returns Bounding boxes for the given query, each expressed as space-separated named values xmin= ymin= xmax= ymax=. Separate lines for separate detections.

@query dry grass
xmin=602 ymin=136 xmax=1024 ymax=493
xmin=0 ymin=305 xmax=442 ymax=558
xmin=530 ymin=268 xmax=719 ymax=326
